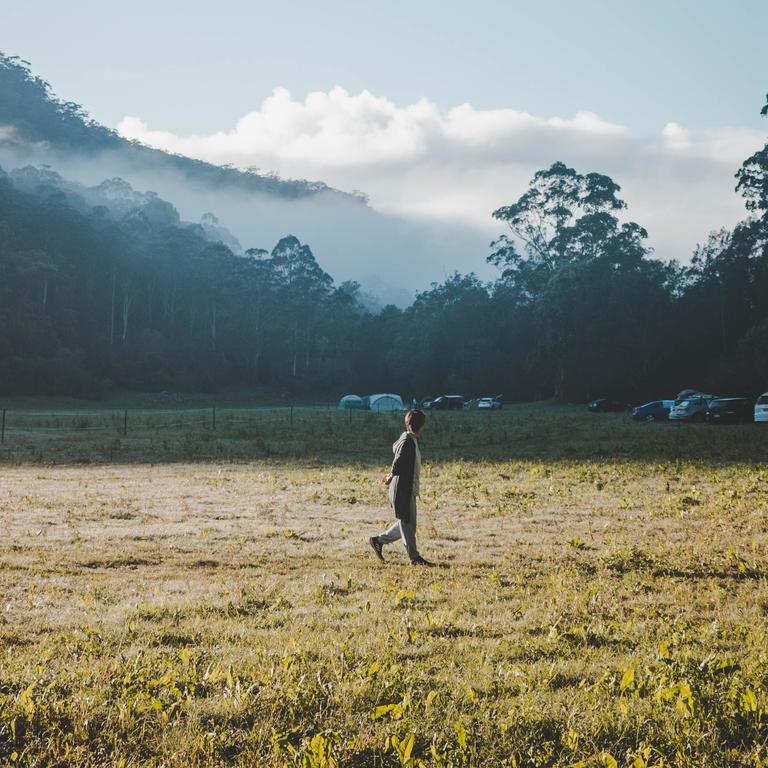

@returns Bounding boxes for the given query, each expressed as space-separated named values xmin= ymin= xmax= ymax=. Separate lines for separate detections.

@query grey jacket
xmin=388 ymin=431 xmax=416 ymax=523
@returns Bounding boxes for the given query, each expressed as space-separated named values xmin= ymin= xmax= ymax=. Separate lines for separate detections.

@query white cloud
xmin=120 ymin=87 xmax=441 ymax=167
xmin=117 ymin=87 xmax=766 ymax=263
xmin=662 ymin=121 xmax=691 ymax=149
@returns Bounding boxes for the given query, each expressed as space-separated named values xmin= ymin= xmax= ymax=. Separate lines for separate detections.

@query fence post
xmin=1 ymin=409 xmax=5 ymax=443
xmin=212 ymin=406 xmax=216 ymax=431
xmin=123 ymin=409 xmax=128 ymax=436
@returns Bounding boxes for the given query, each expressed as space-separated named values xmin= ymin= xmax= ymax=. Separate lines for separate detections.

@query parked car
xmin=477 ymin=397 xmax=502 ymax=410
xmin=420 ymin=397 xmax=435 ymax=409
xmin=463 ymin=398 xmax=480 ymax=410
xmin=675 ymin=388 xmax=703 ymax=402
xmin=669 ymin=394 xmax=715 ymax=422
xmin=703 ymin=397 xmax=752 ymax=424
xmin=755 ymin=392 xmax=768 ymax=423
xmin=587 ymin=399 xmax=629 ymax=413
xmin=631 ymin=400 xmax=675 ymax=422
xmin=429 ymin=395 xmax=465 ymax=410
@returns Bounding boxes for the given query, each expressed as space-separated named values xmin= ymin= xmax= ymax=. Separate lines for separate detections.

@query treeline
xmin=363 ymin=97 xmax=768 ymax=402
xmin=0 ymin=98 xmax=766 ymax=402
xmin=0 ymin=165 xmax=370 ymax=395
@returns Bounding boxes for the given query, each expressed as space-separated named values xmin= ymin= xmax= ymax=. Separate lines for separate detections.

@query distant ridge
xmin=0 ymin=51 xmax=364 ymax=204
xmin=0 ymin=50 xmax=482 ymax=306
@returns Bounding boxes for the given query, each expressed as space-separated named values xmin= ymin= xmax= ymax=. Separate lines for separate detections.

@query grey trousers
xmin=378 ymin=495 xmax=420 ymax=562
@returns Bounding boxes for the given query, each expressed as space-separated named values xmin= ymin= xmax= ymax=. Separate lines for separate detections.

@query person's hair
xmin=405 ymin=409 xmax=426 ymax=432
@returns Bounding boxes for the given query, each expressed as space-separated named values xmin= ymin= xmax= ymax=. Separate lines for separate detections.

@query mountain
xmin=0 ymin=52 xmax=354 ymax=202
xmin=0 ymin=52 xmax=482 ymax=305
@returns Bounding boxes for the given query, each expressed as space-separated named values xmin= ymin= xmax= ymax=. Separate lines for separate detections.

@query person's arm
xmin=384 ymin=434 xmax=415 ymax=484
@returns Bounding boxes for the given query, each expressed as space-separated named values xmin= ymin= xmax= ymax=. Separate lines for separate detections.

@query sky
xmin=3 ymin=0 xmax=767 ymax=269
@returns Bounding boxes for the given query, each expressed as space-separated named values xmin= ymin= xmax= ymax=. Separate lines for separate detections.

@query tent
xmin=338 ymin=394 xmax=365 ymax=410
xmin=365 ymin=393 xmax=406 ymax=412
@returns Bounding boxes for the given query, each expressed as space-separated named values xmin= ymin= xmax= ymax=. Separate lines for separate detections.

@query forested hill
xmin=0 ymin=161 xmax=371 ymax=394
xmin=0 ymin=48 xmax=766 ymax=403
xmin=0 ymin=52 xmax=472 ymax=301
xmin=0 ymin=52 xmax=357 ymax=203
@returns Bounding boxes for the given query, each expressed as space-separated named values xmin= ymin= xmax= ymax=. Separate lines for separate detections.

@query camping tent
xmin=366 ymin=393 xmax=406 ymax=412
xmin=338 ymin=394 xmax=364 ymax=410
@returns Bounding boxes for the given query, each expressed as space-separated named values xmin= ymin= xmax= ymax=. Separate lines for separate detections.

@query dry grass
xmin=1 ymin=406 xmax=767 ymax=766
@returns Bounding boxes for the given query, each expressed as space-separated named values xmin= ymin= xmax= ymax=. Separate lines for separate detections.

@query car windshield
xmin=758 ymin=395 xmax=768 ymax=405
xmin=678 ymin=400 xmax=691 ymax=407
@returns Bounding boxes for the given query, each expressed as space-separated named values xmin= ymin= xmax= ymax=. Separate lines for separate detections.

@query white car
xmin=755 ymin=392 xmax=768 ymax=423
xmin=477 ymin=397 xmax=502 ymax=410
xmin=669 ymin=394 xmax=714 ymax=422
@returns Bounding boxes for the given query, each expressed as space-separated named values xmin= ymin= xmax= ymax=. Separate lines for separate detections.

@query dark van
xmin=430 ymin=395 xmax=465 ymax=411
xmin=703 ymin=397 xmax=752 ymax=424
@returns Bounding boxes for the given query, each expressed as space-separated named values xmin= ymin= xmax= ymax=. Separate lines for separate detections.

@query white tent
xmin=338 ymin=394 xmax=364 ymax=410
xmin=366 ymin=393 xmax=406 ymax=412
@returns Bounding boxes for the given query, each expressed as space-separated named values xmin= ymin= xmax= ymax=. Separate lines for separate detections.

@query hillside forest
xmin=1 ymin=53 xmax=767 ymax=402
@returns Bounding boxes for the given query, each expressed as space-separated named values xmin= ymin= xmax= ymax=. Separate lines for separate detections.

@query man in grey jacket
xmin=369 ymin=409 xmax=433 ymax=566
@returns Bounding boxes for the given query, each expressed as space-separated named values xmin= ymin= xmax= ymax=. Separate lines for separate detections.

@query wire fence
xmin=0 ymin=404 xmax=355 ymax=437
xmin=0 ymin=404 xmax=513 ymax=464
xmin=3 ymin=403 xmax=751 ymax=466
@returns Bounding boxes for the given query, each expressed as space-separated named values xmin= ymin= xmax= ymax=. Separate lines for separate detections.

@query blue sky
xmin=4 ymin=0 xmax=766 ymax=134
xmin=2 ymin=0 xmax=767 ymax=270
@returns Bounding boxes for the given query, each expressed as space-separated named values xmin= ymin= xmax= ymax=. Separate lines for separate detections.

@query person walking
xmin=369 ymin=409 xmax=433 ymax=566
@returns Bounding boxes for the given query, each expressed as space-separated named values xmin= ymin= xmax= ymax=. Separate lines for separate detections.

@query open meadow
xmin=1 ymin=404 xmax=767 ymax=767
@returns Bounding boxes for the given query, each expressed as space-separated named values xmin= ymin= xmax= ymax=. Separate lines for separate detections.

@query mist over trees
xmin=0 ymin=49 xmax=766 ymax=402
xmin=0 ymin=52 xmax=480 ymax=307
xmin=0 ymin=165 xmax=368 ymax=395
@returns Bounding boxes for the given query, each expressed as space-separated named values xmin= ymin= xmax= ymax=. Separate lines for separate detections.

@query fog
xmin=0 ymin=142 xmax=494 ymax=307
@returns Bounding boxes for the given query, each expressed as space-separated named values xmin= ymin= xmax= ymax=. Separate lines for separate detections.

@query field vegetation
xmin=1 ymin=404 xmax=767 ymax=766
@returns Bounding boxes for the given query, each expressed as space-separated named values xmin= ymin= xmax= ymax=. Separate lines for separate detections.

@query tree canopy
xmin=1 ymin=77 xmax=767 ymax=403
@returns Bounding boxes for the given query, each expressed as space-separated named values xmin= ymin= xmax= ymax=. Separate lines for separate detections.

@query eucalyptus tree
xmin=238 ymin=247 xmax=275 ymax=384
xmin=489 ymin=162 xmax=671 ymax=399
xmin=269 ymin=235 xmax=334 ymax=382
xmin=736 ymin=92 xmax=768 ymax=224
xmin=684 ymin=92 xmax=768 ymax=393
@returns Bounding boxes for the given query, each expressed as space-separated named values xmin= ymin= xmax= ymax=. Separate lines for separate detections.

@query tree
xmin=489 ymin=162 xmax=627 ymax=296
xmin=269 ymin=236 xmax=334 ymax=382
xmin=488 ymin=162 xmax=667 ymax=399
xmin=735 ymin=93 xmax=768 ymax=216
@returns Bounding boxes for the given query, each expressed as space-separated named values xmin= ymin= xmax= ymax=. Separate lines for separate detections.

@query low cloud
xmin=118 ymin=87 xmax=766 ymax=264
xmin=0 ymin=123 xmax=50 ymax=150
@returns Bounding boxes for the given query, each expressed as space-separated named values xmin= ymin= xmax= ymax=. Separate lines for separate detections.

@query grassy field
xmin=1 ymin=404 xmax=767 ymax=766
